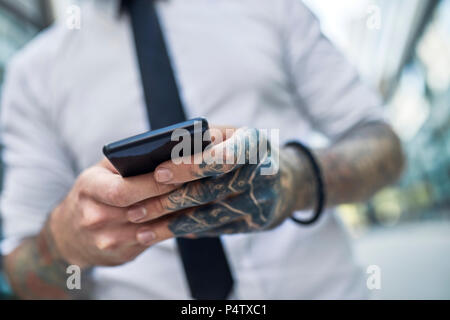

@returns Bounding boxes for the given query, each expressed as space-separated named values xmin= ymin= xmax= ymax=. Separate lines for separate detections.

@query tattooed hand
xmin=126 ymin=127 xmax=315 ymax=238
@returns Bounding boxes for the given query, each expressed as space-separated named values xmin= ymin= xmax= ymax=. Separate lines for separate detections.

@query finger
xmin=133 ymin=204 xmax=236 ymax=246
xmin=127 ymin=163 xmax=264 ymax=223
xmin=135 ymin=216 xmax=174 ymax=246
xmin=138 ymin=190 xmax=269 ymax=241
xmin=80 ymin=165 xmax=180 ymax=207
xmin=134 ymin=215 xmax=248 ymax=246
xmin=154 ymin=127 xmax=257 ymax=184
xmin=99 ymin=157 xmax=119 ymax=173
xmin=181 ymin=217 xmax=252 ymax=237
xmin=93 ymin=224 xmax=151 ymax=265
xmin=79 ymin=199 xmax=129 ymax=229
xmin=134 ymin=204 xmax=242 ymax=244
xmin=93 ymin=223 xmax=144 ymax=251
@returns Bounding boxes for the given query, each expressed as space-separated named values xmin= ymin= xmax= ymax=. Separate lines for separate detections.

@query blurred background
xmin=0 ymin=0 xmax=449 ymax=299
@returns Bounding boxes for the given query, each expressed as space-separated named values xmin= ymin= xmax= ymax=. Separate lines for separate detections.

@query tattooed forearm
xmin=160 ymin=123 xmax=403 ymax=238
xmin=4 ymin=219 xmax=77 ymax=299
xmin=312 ymin=122 xmax=404 ymax=207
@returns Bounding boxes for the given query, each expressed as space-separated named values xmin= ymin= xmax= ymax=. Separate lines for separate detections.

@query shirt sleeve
xmin=0 ymin=55 xmax=76 ymax=254
xmin=282 ymin=0 xmax=385 ymax=140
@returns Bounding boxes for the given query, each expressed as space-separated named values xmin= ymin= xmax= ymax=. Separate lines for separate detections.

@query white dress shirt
xmin=0 ymin=0 xmax=383 ymax=299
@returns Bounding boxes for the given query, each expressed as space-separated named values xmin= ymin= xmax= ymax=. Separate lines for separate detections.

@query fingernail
xmin=127 ymin=207 xmax=147 ymax=222
xmin=137 ymin=230 xmax=156 ymax=245
xmin=155 ymin=168 xmax=173 ymax=183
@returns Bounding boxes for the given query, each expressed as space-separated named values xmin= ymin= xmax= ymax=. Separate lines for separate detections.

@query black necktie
xmin=123 ymin=0 xmax=234 ymax=299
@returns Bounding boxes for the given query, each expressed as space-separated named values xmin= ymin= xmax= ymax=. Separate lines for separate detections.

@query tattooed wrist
xmin=279 ymin=146 xmax=316 ymax=210
xmin=315 ymin=122 xmax=404 ymax=206
xmin=285 ymin=122 xmax=403 ymax=212
xmin=4 ymin=219 xmax=74 ymax=299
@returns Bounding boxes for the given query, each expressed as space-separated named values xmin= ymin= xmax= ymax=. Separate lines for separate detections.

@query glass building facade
xmin=360 ymin=0 xmax=450 ymax=228
xmin=385 ymin=0 xmax=450 ymax=221
xmin=305 ymin=0 xmax=450 ymax=232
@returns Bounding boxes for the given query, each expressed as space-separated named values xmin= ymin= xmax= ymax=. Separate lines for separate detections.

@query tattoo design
xmin=4 ymin=219 xmax=84 ymax=299
xmin=3 ymin=122 xmax=403 ymax=299
xmin=317 ymin=122 xmax=404 ymax=206
xmin=165 ymin=122 xmax=403 ymax=238
xmin=166 ymin=128 xmax=312 ymax=237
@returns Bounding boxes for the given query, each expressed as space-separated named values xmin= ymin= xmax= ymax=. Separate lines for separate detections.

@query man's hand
xmin=124 ymin=127 xmax=314 ymax=238
xmin=4 ymin=158 xmax=183 ymax=299
xmin=48 ymin=159 xmax=183 ymax=268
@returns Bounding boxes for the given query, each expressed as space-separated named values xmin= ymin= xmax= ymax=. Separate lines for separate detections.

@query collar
xmin=90 ymin=0 xmax=167 ymax=20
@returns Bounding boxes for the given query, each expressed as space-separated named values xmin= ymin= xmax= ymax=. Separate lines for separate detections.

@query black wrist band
xmin=285 ymin=140 xmax=326 ymax=225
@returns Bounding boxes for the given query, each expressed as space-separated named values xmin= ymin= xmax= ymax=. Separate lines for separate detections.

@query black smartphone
xmin=103 ymin=118 xmax=210 ymax=177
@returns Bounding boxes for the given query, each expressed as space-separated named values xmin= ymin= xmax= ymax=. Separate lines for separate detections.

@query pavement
xmin=353 ymin=219 xmax=450 ymax=299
